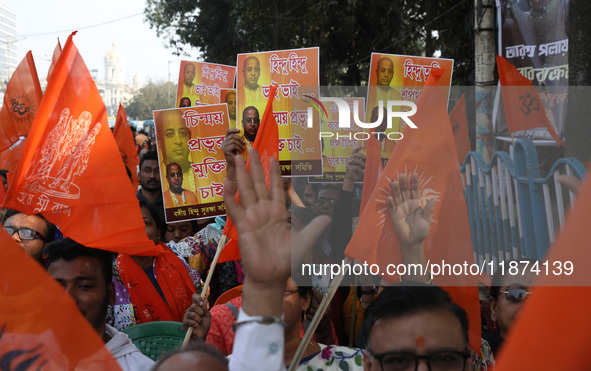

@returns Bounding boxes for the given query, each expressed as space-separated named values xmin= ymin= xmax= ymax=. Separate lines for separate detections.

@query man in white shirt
xmin=45 ymin=238 xmax=154 ymax=370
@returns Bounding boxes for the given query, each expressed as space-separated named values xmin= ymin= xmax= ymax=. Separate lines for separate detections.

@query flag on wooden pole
xmin=113 ymin=104 xmax=139 ymax=189
xmin=496 ymin=55 xmax=565 ymax=146
xmin=2 ymin=32 xmax=162 ymax=256
xmin=449 ymin=94 xmax=471 ymax=162
xmin=346 ymin=69 xmax=480 ymax=351
xmin=219 ymin=83 xmax=279 ymax=263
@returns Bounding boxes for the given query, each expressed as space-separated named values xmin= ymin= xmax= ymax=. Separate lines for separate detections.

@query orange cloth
xmin=3 ymin=32 xmax=161 ymax=256
xmin=220 ymin=83 xmax=280 ymax=263
xmin=163 ymin=188 xmax=198 ymax=207
xmin=116 ymin=242 xmax=197 ymax=323
xmin=113 ymin=103 xmax=139 ymax=189
xmin=496 ymin=55 xmax=565 ymax=146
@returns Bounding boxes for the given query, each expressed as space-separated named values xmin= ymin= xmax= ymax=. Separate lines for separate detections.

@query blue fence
xmin=460 ymin=139 xmax=586 ymax=270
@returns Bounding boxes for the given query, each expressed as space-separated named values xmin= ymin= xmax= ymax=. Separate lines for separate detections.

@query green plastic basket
xmin=121 ymin=321 xmax=187 ymax=361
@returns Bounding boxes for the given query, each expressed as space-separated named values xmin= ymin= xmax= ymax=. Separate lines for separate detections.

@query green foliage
xmin=124 ymin=81 xmax=176 ymax=120
xmin=145 ymin=0 xmax=474 ymax=85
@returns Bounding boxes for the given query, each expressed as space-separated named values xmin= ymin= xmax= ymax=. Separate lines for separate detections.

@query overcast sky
xmin=8 ymin=0 xmax=201 ymax=84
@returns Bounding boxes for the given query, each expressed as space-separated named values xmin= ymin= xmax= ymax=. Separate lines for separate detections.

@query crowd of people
xmin=2 ymin=115 xmax=534 ymax=371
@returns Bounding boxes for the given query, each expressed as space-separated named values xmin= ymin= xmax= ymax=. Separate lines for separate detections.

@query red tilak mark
xmin=415 ymin=336 xmax=425 ymax=347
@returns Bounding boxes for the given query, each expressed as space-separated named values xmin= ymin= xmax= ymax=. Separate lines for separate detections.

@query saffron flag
xmin=495 ymin=173 xmax=591 ymax=370
xmin=496 ymin=55 xmax=565 ymax=146
xmin=47 ymin=39 xmax=62 ymax=84
xmin=360 ymin=132 xmax=383 ymax=215
xmin=113 ymin=104 xmax=139 ymax=189
xmin=449 ymin=94 xmax=471 ymax=163
xmin=0 ymin=230 xmax=120 ymax=369
xmin=0 ymin=140 xmax=26 ymax=173
xmin=345 ymin=69 xmax=480 ymax=351
xmin=0 ymin=51 xmax=43 ymax=154
xmin=3 ymin=32 xmax=162 ymax=256
xmin=219 ymin=83 xmax=280 ymax=263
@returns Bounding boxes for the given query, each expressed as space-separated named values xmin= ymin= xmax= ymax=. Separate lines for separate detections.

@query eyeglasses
xmin=500 ymin=288 xmax=531 ymax=303
xmin=315 ymin=197 xmax=336 ymax=206
xmin=369 ymin=350 xmax=470 ymax=371
xmin=244 ymin=117 xmax=260 ymax=124
xmin=284 ymin=289 xmax=299 ymax=297
xmin=4 ymin=226 xmax=46 ymax=241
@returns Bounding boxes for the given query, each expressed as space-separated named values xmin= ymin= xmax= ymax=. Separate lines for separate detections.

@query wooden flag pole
xmin=349 ymin=276 xmax=358 ymax=347
xmin=287 ymin=258 xmax=350 ymax=371
xmin=182 ymin=233 xmax=228 ymax=348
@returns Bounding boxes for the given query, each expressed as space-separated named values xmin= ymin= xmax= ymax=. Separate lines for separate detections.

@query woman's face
xmin=164 ymin=221 xmax=194 ymax=243
xmin=140 ymin=206 xmax=160 ymax=244
xmin=491 ymin=272 xmax=534 ymax=337
xmin=282 ymin=277 xmax=311 ymax=330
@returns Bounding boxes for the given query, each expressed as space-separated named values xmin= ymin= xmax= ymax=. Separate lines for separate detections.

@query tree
xmin=124 ymin=81 xmax=176 ymax=120
xmin=145 ymin=0 xmax=475 ymax=86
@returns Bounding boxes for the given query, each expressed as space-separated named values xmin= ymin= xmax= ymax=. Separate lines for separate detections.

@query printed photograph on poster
xmin=366 ymin=53 xmax=454 ymax=167
xmin=154 ymin=104 xmax=230 ymax=223
xmin=220 ymin=88 xmax=237 ymax=130
xmin=309 ymin=97 xmax=365 ymax=183
xmin=176 ymin=61 xmax=236 ymax=108
xmin=494 ymin=0 xmax=568 ymax=143
xmin=236 ymin=48 xmax=322 ymax=176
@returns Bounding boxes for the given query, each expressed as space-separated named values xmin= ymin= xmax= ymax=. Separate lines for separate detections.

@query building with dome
xmin=96 ymin=42 xmax=141 ymax=118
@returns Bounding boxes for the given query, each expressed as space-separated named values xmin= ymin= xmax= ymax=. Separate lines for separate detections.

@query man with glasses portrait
xmin=3 ymin=209 xmax=56 ymax=263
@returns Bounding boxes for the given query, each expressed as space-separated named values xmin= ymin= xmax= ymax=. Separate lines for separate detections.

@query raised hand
xmin=222 ymin=128 xmax=246 ymax=182
xmin=224 ymin=148 xmax=330 ymax=316
xmin=387 ymin=173 xmax=436 ymax=248
xmin=183 ymin=294 xmax=211 ymax=340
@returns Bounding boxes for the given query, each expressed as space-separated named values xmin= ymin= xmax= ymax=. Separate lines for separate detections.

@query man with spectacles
xmin=362 ymin=284 xmax=471 ymax=371
xmin=3 ymin=209 xmax=56 ymax=263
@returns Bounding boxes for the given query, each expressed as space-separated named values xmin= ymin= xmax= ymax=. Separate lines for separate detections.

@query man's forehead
xmin=318 ymin=189 xmax=338 ymax=198
xmin=5 ymin=213 xmax=46 ymax=227
xmin=142 ymin=159 xmax=159 ymax=170
xmin=167 ymin=164 xmax=182 ymax=174
xmin=48 ymin=257 xmax=104 ymax=281
xmin=244 ymin=108 xmax=259 ymax=117
xmin=244 ymin=58 xmax=260 ymax=68
xmin=370 ymin=310 xmax=465 ymax=353
xmin=378 ymin=59 xmax=394 ymax=69
xmin=185 ymin=64 xmax=195 ymax=72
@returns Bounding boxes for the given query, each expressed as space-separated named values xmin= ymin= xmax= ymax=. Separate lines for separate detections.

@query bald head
xmin=376 ymin=57 xmax=394 ymax=87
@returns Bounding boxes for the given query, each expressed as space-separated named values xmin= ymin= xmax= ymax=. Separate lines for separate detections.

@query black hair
xmin=151 ymin=339 xmax=228 ymax=370
xmin=139 ymin=200 xmax=163 ymax=236
xmin=139 ymin=150 xmax=159 ymax=170
xmin=44 ymin=238 xmax=115 ymax=287
xmin=489 ymin=258 xmax=537 ymax=298
xmin=362 ymin=284 xmax=469 ymax=349
xmin=315 ymin=184 xmax=340 ymax=201
xmin=4 ymin=209 xmax=57 ymax=243
xmin=288 ymin=206 xmax=315 ymax=228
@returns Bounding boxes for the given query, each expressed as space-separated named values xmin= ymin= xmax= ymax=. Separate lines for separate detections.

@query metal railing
xmin=460 ymin=139 xmax=586 ymax=270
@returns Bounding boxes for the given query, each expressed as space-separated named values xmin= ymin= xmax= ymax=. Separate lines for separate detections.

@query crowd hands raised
xmin=3 ymin=127 xmax=528 ymax=370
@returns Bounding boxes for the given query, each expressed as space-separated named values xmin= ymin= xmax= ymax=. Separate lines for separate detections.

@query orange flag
xmin=496 ymin=55 xmax=565 ymax=146
xmin=219 ymin=83 xmax=280 ymax=263
xmin=3 ymin=32 xmax=162 ymax=256
xmin=0 ymin=51 xmax=43 ymax=154
xmin=345 ymin=69 xmax=480 ymax=351
xmin=360 ymin=132 xmax=383 ymax=215
xmin=449 ymin=94 xmax=471 ymax=163
xmin=0 ymin=230 xmax=120 ymax=369
xmin=495 ymin=173 xmax=591 ymax=370
xmin=113 ymin=104 xmax=139 ymax=189
xmin=47 ymin=39 xmax=62 ymax=84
